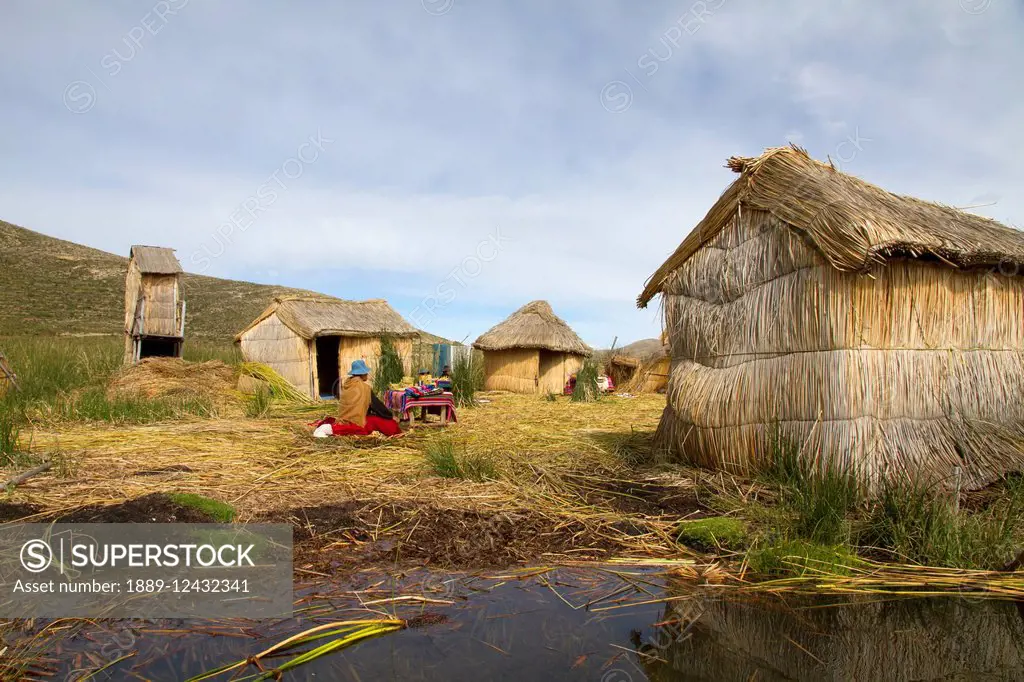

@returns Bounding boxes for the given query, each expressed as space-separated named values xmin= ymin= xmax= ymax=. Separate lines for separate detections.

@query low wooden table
xmin=384 ymin=390 xmax=458 ymax=426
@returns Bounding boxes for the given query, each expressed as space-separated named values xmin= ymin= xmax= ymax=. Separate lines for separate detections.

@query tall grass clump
xmin=54 ymin=388 xmax=215 ymax=424
xmin=424 ymin=438 xmax=496 ymax=482
xmin=245 ymin=385 xmax=272 ymax=418
xmin=1 ymin=337 xmax=121 ymax=412
xmin=859 ymin=476 xmax=1024 ymax=569
xmin=1 ymin=338 xmax=218 ymax=426
xmin=183 ymin=341 xmax=241 ymax=365
xmin=790 ymin=462 xmax=861 ymax=544
xmin=570 ymin=356 xmax=601 ymax=402
xmin=761 ymin=427 xmax=862 ymax=545
xmin=0 ymin=412 xmax=22 ymax=466
xmin=373 ymin=334 xmax=405 ymax=396
xmin=450 ymin=350 xmax=481 ymax=408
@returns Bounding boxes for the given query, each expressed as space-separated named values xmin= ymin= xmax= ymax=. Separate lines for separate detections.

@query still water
xmin=53 ymin=567 xmax=1024 ymax=681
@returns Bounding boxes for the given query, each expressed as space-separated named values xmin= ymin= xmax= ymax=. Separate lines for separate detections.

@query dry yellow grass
xmin=8 ymin=392 xmax=703 ymax=557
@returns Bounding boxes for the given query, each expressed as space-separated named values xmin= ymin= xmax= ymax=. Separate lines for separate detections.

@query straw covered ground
xmin=5 ymin=378 xmax=716 ymax=572
xmin=3 ymin=345 xmax=1024 ymax=600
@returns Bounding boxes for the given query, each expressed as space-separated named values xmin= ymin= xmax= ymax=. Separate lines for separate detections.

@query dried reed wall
xmin=140 ymin=275 xmax=180 ymax=337
xmin=336 ymin=336 xmax=412 ymax=379
xmin=483 ymin=348 xmax=540 ymax=393
xmin=538 ymin=351 xmax=584 ymax=394
xmin=657 ymin=208 xmax=1024 ymax=488
xmin=238 ymin=312 xmax=312 ymax=395
xmin=124 ymin=262 xmax=142 ymax=334
xmin=623 ymin=356 xmax=670 ymax=393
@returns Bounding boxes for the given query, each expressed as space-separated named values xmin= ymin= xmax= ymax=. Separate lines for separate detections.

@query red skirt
xmin=329 ymin=415 xmax=402 ymax=437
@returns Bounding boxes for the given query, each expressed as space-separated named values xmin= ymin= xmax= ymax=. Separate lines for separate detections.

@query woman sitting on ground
xmin=333 ymin=359 xmax=402 ymax=437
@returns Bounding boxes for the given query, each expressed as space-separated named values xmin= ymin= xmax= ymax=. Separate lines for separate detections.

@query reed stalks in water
xmin=185 ymin=619 xmax=405 ymax=681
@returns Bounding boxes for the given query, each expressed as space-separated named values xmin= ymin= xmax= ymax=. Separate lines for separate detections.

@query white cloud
xmin=1 ymin=0 xmax=1023 ymax=346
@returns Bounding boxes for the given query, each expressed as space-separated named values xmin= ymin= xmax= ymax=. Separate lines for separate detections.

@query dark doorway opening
xmin=139 ymin=338 xmax=179 ymax=359
xmin=316 ymin=336 xmax=341 ymax=399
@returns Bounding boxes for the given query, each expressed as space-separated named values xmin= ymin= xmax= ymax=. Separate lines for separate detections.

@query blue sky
xmin=2 ymin=1 xmax=1022 ymax=347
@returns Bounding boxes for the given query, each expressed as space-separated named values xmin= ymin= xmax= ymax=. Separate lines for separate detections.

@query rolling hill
xmin=0 ymin=220 xmax=452 ymax=344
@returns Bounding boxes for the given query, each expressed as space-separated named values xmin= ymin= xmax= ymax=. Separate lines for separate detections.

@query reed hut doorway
xmin=139 ymin=338 xmax=181 ymax=359
xmin=315 ymin=336 xmax=341 ymax=398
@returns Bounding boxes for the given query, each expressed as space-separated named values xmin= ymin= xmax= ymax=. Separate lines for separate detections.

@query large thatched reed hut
xmin=638 ymin=145 xmax=1024 ymax=489
xmin=235 ymin=296 xmax=418 ymax=399
xmin=473 ymin=300 xmax=592 ymax=394
xmin=607 ymin=336 xmax=671 ymax=393
xmin=124 ymin=245 xmax=186 ymax=364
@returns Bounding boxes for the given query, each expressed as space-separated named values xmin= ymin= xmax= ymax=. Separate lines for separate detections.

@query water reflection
xmin=641 ymin=590 xmax=1024 ymax=682
xmin=46 ymin=569 xmax=1024 ymax=681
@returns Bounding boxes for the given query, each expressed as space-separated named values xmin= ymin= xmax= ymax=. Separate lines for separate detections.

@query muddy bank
xmin=0 ymin=493 xmax=670 ymax=574
xmin=0 ymin=493 xmax=218 ymax=523
xmin=267 ymin=501 xmax=624 ymax=573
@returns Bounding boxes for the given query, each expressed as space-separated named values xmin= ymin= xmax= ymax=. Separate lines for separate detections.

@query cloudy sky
xmin=1 ymin=1 xmax=1021 ymax=346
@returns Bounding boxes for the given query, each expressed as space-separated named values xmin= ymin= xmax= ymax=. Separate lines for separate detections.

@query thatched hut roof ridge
xmin=472 ymin=300 xmax=592 ymax=355
xmin=129 ymin=245 xmax=183 ymax=274
xmin=234 ymin=295 xmax=418 ymax=341
xmin=638 ymin=145 xmax=1024 ymax=307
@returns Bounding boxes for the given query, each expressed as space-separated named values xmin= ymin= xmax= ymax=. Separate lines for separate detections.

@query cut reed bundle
xmin=239 ymin=362 xmax=313 ymax=403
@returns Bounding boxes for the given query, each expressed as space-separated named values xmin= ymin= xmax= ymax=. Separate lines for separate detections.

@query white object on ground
xmin=313 ymin=423 xmax=334 ymax=438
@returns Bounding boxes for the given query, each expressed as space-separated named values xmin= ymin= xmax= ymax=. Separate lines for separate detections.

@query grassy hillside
xmin=0 ymin=220 xmax=452 ymax=344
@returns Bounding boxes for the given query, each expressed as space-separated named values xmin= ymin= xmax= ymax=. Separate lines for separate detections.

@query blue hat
xmin=348 ymin=359 xmax=371 ymax=376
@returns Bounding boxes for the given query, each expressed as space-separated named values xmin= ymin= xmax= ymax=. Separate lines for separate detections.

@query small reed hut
xmin=607 ymin=336 xmax=670 ymax=393
xmin=235 ymin=296 xmax=418 ymax=400
xmin=473 ymin=300 xmax=592 ymax=394
xmin=638 ymin=145 xmax=1024 ymax=490
xmin=124 ymin=245 xmax=186 ymax=364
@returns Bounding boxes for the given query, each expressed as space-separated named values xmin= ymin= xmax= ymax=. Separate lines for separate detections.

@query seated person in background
xmin=436 ymin=365 xmax=452 ymax=390
xmin=333 ymin=360 xmax=401 ymax=436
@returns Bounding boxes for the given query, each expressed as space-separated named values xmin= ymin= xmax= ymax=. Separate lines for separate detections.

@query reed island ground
xmin=2 ymin=344 xmax=1024 ymax=591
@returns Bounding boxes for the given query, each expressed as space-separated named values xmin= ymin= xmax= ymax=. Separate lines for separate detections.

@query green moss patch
xmin=748 ymin=540 xmax=860 ymax=577
xmin=675 ymin=516 xmax=748 ymax=551
xmin=168 ymin=493 xmax=237 ymax=523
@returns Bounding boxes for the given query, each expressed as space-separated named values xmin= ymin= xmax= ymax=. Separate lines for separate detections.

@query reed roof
xmin=638 ymin=145 xmax=1024 ymax=307
xmin=472 ymin=300 xmax=592 ymax=355
xmin=129 ymin=246 xmax=183 ymax=275
xmin=235 ymin=296 xmax=418 ymax=341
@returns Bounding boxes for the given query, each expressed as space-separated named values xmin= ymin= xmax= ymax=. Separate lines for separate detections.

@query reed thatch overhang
xmin=129 ymin=245 xmax=183 ymax=275
xmin=234 ymin=296 xmax=419 ymax=342
xmin=472 ymin=300 xmax=592 ymax=356
xmin=638 ymin=145 xmax=1024 ymax=307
